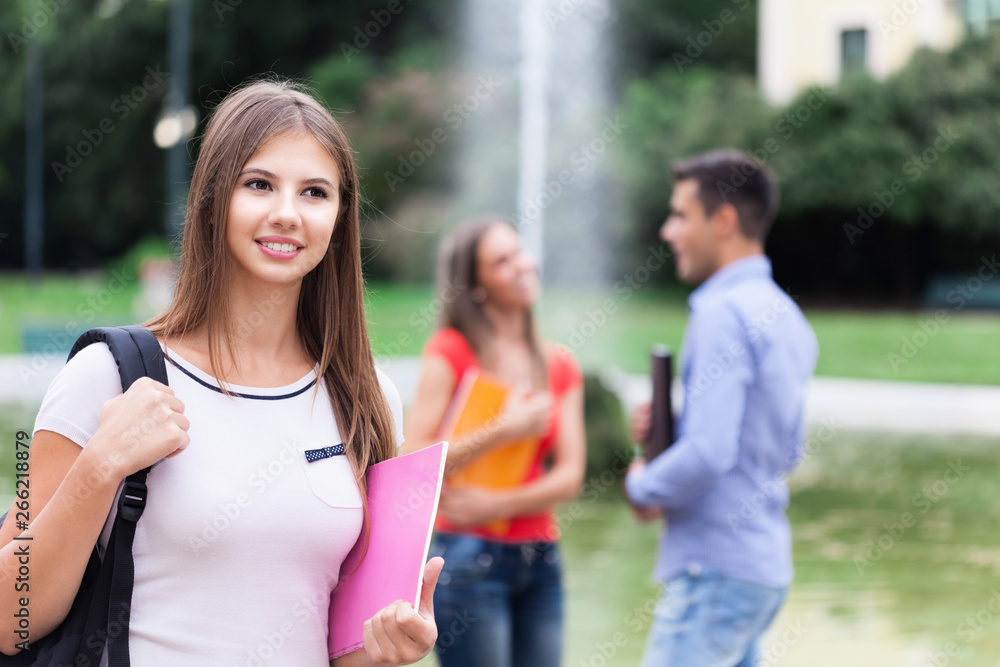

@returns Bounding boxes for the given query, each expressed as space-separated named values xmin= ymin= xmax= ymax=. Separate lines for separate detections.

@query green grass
xmin=4 ymin=274 xmax=1000 ymax=385
xmin=0 ymin=405 xmax=35 ymax=501
xmin=806 ymin=310 xmax=1000 ymax=385
xmin=0 ymin=273 xmax=141 ymax=353
xmin=367 ymin=280 xmax=1000 ymax=385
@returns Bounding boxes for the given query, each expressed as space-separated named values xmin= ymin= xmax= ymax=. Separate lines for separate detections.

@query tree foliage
xmin=4 ymin=0 xmax=999 ymax=302
xmin=615 ymin=0 xmax=757 ymax=79
xmin=0 ymin=0 xmax=459 ymax=270
xmin=619 ymin=30 xmax=1000 ymax=299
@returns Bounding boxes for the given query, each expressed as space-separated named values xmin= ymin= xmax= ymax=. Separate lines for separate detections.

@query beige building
xmin=759 ymin=0 xmax=966 ymax=105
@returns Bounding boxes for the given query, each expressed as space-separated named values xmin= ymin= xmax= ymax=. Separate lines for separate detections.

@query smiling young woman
xmin=0 ymin=79 xmax=441 ymax=667
xmin=225 ymin=132 xmax=341 ymax=292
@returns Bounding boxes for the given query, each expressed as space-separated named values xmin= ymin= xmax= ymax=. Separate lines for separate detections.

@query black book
xmin=644 ymin=344 xmax=675 ymax=461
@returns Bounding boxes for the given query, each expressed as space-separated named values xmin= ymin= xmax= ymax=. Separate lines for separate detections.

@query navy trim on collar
xmin=166 ymin=356 xmax=317 ymax=401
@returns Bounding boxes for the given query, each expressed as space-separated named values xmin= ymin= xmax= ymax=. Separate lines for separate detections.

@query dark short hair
xmin=671 ymin=149 xmax=780 ymax=242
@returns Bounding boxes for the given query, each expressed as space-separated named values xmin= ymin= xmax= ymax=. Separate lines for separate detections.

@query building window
xmin=841 ymin=28 xmax=868 ymax=76
xmin=965 ymin=0 xmax=1000 ymax=35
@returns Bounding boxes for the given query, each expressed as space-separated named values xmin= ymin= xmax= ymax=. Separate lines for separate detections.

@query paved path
xmin=599 ymin=367 xmax=1000 ymax=438
xmin=2 ymin=355 xmax=998 ymax=436
xmin=1 ymin=354 xmax=67 ymax=408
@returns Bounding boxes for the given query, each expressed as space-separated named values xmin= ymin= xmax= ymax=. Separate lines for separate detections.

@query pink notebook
xmin=328 ymin=441 xmax=449 ymax=659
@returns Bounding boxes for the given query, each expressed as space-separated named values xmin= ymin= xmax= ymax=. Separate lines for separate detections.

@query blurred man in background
xmin=626 ymin=149 xmax=818 ymax=667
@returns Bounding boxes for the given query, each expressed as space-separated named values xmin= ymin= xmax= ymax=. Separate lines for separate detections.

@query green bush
xmin=108 ymin=236 xmax=173 ymax=280
xmin=582 ymin=373 xmax=633 ymax=482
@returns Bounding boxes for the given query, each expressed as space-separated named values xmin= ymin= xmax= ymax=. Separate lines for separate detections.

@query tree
xmin=618 ymin=29 xmax=1000 ymax=300
xmin=0 ymin=0 xmax=458 ymax=270
xmin=615 ymin=0 xmax=758 ymax=79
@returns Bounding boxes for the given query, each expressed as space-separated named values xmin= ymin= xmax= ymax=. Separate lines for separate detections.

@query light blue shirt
xmin=626 ymin=255 xmax=818 ymax=588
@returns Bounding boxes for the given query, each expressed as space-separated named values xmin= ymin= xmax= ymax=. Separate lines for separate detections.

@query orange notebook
xmin=438 ymin=369 xmax=541 ymax=535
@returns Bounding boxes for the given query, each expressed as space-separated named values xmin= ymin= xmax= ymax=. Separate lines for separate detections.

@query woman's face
xmin=226 ymin=131 xmax=341 ymax=291
xmin=475 ymin=223 xmax=541 ymax=310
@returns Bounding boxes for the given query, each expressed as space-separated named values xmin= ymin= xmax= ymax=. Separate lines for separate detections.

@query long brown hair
xmin=436 ymin=217 xmax=548 ymax=387
xmin=146 ymin=79 xmax=396 ymax=504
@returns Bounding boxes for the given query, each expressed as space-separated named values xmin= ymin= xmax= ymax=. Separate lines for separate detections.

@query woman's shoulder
xmin=374 ymin=367 xmax=405 ymax=446
xmin=56 ymin=341 xmax=123 ymax=390
xmin=422 ymin=327 xmax=477 ymax=375
xmin=543 ymin=341 xmax=583 ymax=393
xmin=424 ymin=327 xmax=472 ymax=352
xmin=33 ymin=341 xmax=124 ymax=447
xmin=543 ymin=340 xmax=579 ymax=366
xmin=374 ymin=367 xmax=402 ymax=412
xmin=160 ymin=334 xmax=210 ymax=370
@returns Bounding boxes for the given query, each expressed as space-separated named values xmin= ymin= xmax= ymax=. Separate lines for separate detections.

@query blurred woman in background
xmin=403 ymin=217 xmax=586 ymax=667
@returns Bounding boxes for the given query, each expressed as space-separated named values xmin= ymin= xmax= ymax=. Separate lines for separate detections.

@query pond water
xmin=2 ymin=407 xmax=997 ymax=666
xmin=555 ymin=431 xmax=1000 ymax=667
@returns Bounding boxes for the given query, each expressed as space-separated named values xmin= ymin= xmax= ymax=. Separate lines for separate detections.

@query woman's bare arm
xmin=0 ymin=430 xmax=121 ymax=654
xmin=437 ymin=386 xmax=586 ymax=526
xmin=0 ymin=379 xmax=189 ymax=655
xmin=490 ymin=385 xmax=586 ymax=517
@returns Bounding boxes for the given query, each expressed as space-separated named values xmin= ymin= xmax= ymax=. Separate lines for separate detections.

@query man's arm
xmin=625 ymin=305 xmax=753 ymax=509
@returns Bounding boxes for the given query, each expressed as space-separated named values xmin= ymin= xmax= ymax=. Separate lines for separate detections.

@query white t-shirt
xmin=33 ymin=341 xmax=404 ymax=667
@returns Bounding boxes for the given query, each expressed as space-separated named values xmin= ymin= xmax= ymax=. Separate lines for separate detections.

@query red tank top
xmin=424 ymin=327 xmax=583 ymax=543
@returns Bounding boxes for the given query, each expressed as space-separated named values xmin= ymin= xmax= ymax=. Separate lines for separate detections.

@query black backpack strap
xmin=68 ymin=326 xmax=167 ymax=667
xmin=68 ymin=325 xmax=168 ymax=387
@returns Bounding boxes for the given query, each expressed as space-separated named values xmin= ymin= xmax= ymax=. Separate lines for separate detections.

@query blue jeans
xmin=430 ymin=533 xmax=563 ymax=667
xmin=640 ymin=571 xmax=785 ymax=667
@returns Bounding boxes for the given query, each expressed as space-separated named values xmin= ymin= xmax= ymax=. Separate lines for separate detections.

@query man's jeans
xmin=640 ymin=571 xmax=785 ymax=667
